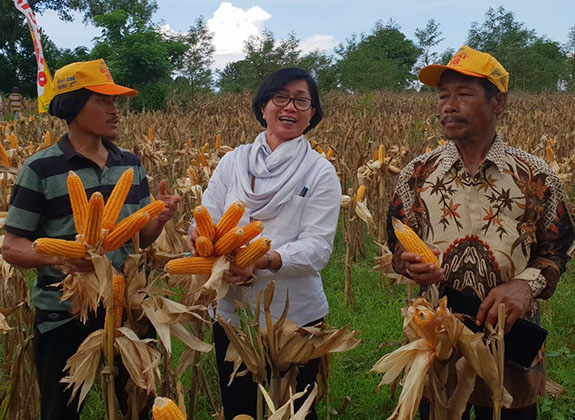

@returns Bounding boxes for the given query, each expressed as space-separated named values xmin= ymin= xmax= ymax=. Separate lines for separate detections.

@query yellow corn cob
xmin=372 ymin=149 xmax=378 ymax=161
xmin=187 ymin=138 xmax=192 ymax=150
xmin=152 ymin=397 xmax=186 ymax=420
xmin=311 ymin=140 xmax=318 ymax=148
xmin=391 ymin=217 xmax=439 ymax=267
xmin=67 ymin=171 xmax=89 ymax=235
xmin=84 ymin=192 xmax=105 ymax=245
xmin=33 ymin=238 xmax=87 ymax=259
xmin=188 ymin=167 xmax=198 ymax=184
xmin=102 ymin=211 xmax=150 ymax=251
xmin=237 ymin=221 xmax=264 ymax=246
xmin=43 ymin=131 xmax=51 ymax=146
xmin=414 ymin=307 xmax=437 ymax=329
xmin=165 ymin=256 xmax=217 ymax=275
xmin=191 ymin=158 xmax=198 ymax=167
xmin=378 ymin=144 xmax=384 ymax=162
xmin=148 ymin=128 xmax=154 ymax=142
xmin=215 ymin=133 xmax=221 ymax=149
xmin=195 ymin=236 xmax=214 ymax=257
xmin=546 ymin=145 xmax=554 ymax=163
xmin=201 ymin=142 xmax=209 ymax=154
xmin=0 ymin=144 xmax=10 ymax=166
xmin=235 ymin=237 xmax=272 ymax=269
xmin=355 ymin=185 xmax=366 ymax=202
xmin=548 ymin=137 xmax=554 ymax=147
xmin=326 ymin=146 xmax=334 ymax=159
xmin=138 ymin=200 xmax=165 ymax=220
xmin=194 ymin=205 xmax=216 ymax=241
xmin=214 ymin=227 xmax=244 ymax=256
xmin=10 ymin=133 xmax=18 ymax=150
xmin=315 ymin=145 xmax=324 ymax=154
xmin=215 ymin=201 xmax=245 ymax=240
xmin=102 ymin=168 xmax=134 ymax=230
xmin=104 ymin=274 xmax=125 ymax=337
xmin=199 ymin=152 xmax=207 ymax=167
xmin=425 ymin=147 xmax=432 ymax=154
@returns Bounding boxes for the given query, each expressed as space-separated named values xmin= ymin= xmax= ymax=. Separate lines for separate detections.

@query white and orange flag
xmin=13 ymin=0 xmax=54 ymax=113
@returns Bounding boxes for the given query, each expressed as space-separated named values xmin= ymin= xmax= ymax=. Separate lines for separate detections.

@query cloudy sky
xmin=37 ymin=0 xmax=574 ymax=71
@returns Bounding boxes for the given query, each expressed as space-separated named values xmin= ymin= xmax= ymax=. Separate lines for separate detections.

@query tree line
xmin=2 ymin=0 xmax=575 ymax=110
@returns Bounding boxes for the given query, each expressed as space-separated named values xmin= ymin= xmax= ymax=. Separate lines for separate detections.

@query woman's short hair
xmin=252 ymin=68 xmax=323 ymax=134
xmin=48 ymin=88 xmax=93 ymax=124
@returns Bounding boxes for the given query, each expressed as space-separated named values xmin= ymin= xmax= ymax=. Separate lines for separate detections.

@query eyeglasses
xmin=270 ymin=93 xmax=313 ymax=111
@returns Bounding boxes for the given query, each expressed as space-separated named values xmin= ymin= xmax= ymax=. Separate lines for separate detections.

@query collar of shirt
xmin=439 ymin=135 xmax=507 ymax=175
xmin=57 ymin=133 xmax=124 ymax=163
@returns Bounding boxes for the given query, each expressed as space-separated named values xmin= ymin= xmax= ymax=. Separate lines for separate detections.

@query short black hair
xmin=251 ymin=67 xmax=323 ymax=134
xmin=48 ymin=88 xmax=93 ymax=124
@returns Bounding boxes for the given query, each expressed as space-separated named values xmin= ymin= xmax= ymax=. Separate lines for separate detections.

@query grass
xmin=3 ymin=226 xmax=574 ymax=419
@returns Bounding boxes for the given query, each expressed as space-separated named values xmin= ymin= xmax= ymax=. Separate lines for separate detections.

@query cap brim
xmin=86 ymin=83 xmax=138 ymax=97
xmin=418 ymin=64 xmax=487 ymax=87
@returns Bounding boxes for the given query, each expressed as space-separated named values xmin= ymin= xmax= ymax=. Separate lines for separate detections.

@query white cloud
xmin=207 ymin=2 xmax=271 ymax=67
xmin=300 ymin=34 xmax=338 ymax=54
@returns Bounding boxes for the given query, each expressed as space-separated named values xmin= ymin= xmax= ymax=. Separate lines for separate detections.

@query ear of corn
xmin=215 ymin=133 xmax=221 ymax=149
xmin=326 ymin=146 xmax=334 ymax=159
xmin=165 ymin=256 xmax=217 ymax=275
xmin=214 ymin=227 xmax=244 ymax=256
xmin=102 ymin=168 xmax=134 ymax=231
xmin=237 ymin=221 xmax=264 ymax=246
xmin=195 ymin=236 xmax=214 ymax=257
xmin=102 ymin=211 xmax=150 ymax=251
xmin=235 ymin=237 xmax=272 ymax=269
xmin=378 ymin=144 xmax=384 ymax=162
xmin=392 ymin=217 xmax=439 ymax=267
xmin=201 ymin=142 xmax=209 ymax=154
xmin=84 ymin=192 xmax=105 ymax=245
xmin=356 ymin=185 xmax=366 ymax=202
xmin=0 ymin=144 xmax=10 ymax=166
xmin=43 ymin=131 xmax=51 ymax=145
xmin=193 ymin=205 xmax=215 ymax=240
xmin=33 ymin=238 xmax=87 ymax=259
xmin=10 ymin=133 xmax=18 ymax=150
xmin=67 ymin=171 xmax=89 ymax=235
xmin=215 ymin=201 xmax=245 ymax=240
xmin=139 ymin=200 xmax=166 ymax=220
xmin=104 ymin=274 xmax=126 ymax=338
xmin=152 ymin=396 xmax=186 ymax=420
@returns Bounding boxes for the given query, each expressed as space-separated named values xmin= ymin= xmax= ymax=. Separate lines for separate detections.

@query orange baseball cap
xmin=52 ymin=59 xmax=138 ymax=97
xmin=418 ymin=46 xmax=509 ymax=93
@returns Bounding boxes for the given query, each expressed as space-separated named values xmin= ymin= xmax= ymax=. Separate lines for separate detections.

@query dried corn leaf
xmin=61 ymin=329 xmax=104 ymax=410
xmin=116 ymin=327 xmax=161 ymax=394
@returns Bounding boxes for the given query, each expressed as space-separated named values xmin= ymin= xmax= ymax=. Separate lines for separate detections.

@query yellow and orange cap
xmin=418 ymin=45 xmax=509 ymax=93
xmin=52 ymin=59 xmax=138 ymax=97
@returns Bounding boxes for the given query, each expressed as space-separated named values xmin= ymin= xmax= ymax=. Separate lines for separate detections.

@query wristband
xmin=265 ymin=252 xmax=273 ymax=270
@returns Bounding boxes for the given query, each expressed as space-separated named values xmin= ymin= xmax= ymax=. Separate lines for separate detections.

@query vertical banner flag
xmin=13 ymin=0 xmax=54 ymax=113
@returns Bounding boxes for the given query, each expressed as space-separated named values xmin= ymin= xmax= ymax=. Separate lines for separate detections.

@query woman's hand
xmin=400 ymin=246 xmax=444 ymax=286
xmin=186 ymin=226 xmax=199 ymax=255
xmin=223 ymin=258 xmax=256 ymax=286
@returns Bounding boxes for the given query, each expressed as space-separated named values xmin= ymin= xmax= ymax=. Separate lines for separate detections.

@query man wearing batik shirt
xmin=388 ymin=46 xmax=575 ymax=420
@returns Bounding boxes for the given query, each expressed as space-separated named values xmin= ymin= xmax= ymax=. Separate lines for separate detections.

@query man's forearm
xmin=139 ymin=219 xmax=165 ymax=249
xmin=2 ymin=233 xmax=61 ymax=269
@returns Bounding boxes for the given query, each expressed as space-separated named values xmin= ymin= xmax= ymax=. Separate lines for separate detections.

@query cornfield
xmin=1 ymin=91 xmax=574 ymax=419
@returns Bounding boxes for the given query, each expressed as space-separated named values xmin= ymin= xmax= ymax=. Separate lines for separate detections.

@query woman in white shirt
xmin=187 ymin=67 xmax=341 ymax=420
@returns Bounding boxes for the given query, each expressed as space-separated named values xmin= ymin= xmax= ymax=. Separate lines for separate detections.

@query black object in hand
xmin=441 ymin=286 xmax=547 ymax=368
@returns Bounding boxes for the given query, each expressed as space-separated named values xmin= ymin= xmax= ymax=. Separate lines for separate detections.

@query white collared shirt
xmin=201 ymin=148 xmax=341 ymax=327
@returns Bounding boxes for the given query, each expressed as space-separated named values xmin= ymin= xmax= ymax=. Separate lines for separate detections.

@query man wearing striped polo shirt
xmin=2 ymin=59 xmax=180 ymax=420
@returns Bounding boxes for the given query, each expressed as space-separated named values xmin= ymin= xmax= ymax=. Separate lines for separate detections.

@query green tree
xmin=564 ymin=25 xmax=575 ymax=91
xmin=467 ymin=6 xmax=566 ymax=91
xmin=90 ymin=9 xmax=187 ymax=110
xmin=414 ymin=19 xmax=444 ymax=68
xmin=335 ymin=20 xmax=421 ymax=91
xmin=179 ymin=16 xmax=215 ymax=95
xmin=217 ymin=30 xmax=302 ymax=92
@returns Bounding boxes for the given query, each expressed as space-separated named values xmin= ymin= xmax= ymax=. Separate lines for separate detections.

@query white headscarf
xmin=234 ymin=131 xmax=320 ymax=220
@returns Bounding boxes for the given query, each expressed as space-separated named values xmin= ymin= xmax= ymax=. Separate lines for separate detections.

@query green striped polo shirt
xmin=4 ymin=134 xmax=151 ymax=333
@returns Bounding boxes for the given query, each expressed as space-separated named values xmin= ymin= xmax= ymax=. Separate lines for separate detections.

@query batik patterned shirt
xmin=387 ymin=135 xmax=575 ymax=407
